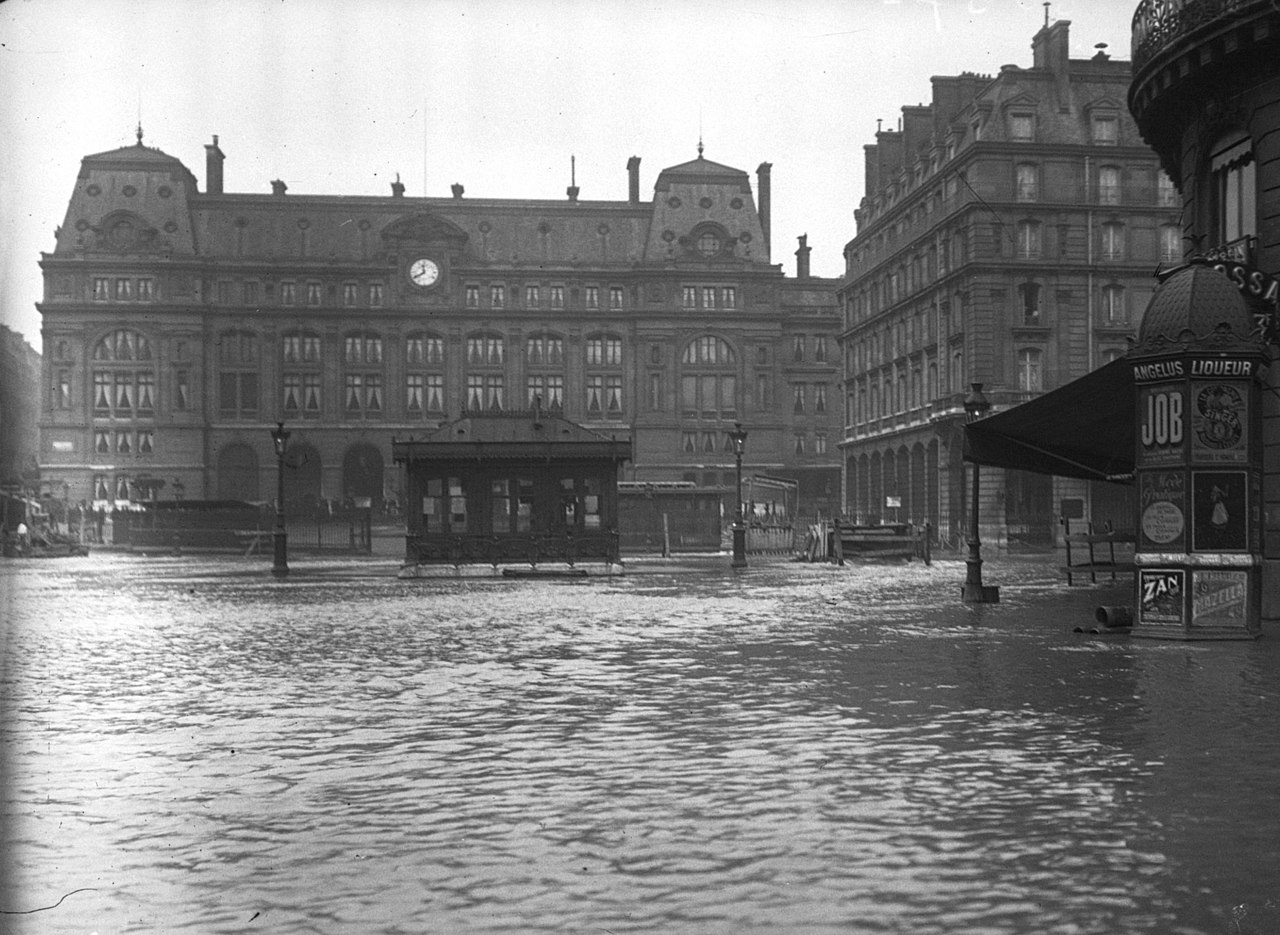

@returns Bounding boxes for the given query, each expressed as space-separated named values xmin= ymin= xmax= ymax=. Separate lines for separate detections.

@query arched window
xmin=282 ymin=329 xmax=322 ymax=419
xmin=1159 ymin=224 xmax=1182 ymax=263
xmin=217 ymin=329 xmax=259 ymax=420
xmin=680 ymin=335 xmax=737 ymax=420
xmin=343 ymin=330 xmax=384 ymax=418
xmin=405 ymin=331 xmax=446 ymax=419
xmin=465 ymin=330 xmax=505 ymax=411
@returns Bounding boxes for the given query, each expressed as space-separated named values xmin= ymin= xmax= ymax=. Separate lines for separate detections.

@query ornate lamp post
xmin=728 ymin=422 xmax=748 ymax=569
xmin=271 ymin=422 xmax=290 ymax=578
xmin=961 ymin=383 xmax=999 ymax=603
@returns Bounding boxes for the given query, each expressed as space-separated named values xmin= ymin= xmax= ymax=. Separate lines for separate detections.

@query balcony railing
xmin=1132 ymin=0 xmax=1254 ymax=72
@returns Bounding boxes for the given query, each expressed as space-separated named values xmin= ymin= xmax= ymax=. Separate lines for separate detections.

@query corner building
xmin=838 ymin=20 xmax=1180 ymax=547
xmin=1128 ymin=0 xmax=1280 ymax=624
xmin=37 ymin=137 xmax=840 ymax=516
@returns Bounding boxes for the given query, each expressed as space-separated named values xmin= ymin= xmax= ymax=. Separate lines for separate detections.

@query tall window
xmin=1018 ymin=349 xmax=1043 ymax=392
xmin=343 ymin=331 xmax=384 ymax=418
xmin=1010 ymin=113 xmax=1034 ymax=142
xmin=1101 ymin=222 xmax=1125 ymax=260
xmin=1210 ymin=133 xmax=1256 ymax=244
xmin=1018 ymin=282 xmax=1041 ymax=325
xmin=1016 ymin=220 xmax=1041 ymax=259
xmin=680 ymin=335 xmax=737 ymax=421
xmin=1102 ymin=285 xmax=1127 ymax=324
xmin=526 ymin=332 xmax=565 ymax=411
xmin=91 ymin=329 xmax=157 ymax=423
xmin=217 ymin=329 xmax=259 ymax=419
xmin=1015 ymin=164 xmax=1039 ymax=202
xmin=1157 ymin=171 xmax=1178 ymax=207
xmin=1160 ymin=225 xmax=1182 ymax=263
xmin=585 ymin=333 xmax=624 ymax=419
xmin=405 ymin=331 xmax=445 ymax=418
xmin=465 ymin=331 xmax=505 ymax=412
xmin=1098 ymin=166 xmax=1122 ymax=206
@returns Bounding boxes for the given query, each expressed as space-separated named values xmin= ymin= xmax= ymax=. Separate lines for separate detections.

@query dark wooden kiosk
xmin=393 ymin=410 xmax=631 ymax=577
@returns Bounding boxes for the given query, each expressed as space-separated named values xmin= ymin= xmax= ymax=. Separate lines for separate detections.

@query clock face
xmin=408 ymin=257 xmax=440 ymax=287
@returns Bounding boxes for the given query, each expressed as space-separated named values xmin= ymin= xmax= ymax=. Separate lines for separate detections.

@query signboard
xmin=1137 ymin=383 xmax=1185 ymax=467
xmin=1191 ymin=382 xmax=1249 ymax=463
xmin=1139 ymin=569 xmax=1185 ymax=627
xmin=1191 ymin=470 xmax=1248 ymax=551
xmin=885 ymin=496 xmax=901 ymax=508
xmin=1191 ymin=570 xmax=1248 ymax=629
xmin=1139 ymin=470 xmax=1186 ymax=550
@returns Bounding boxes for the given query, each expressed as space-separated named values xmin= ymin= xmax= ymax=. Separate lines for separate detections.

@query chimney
xmin=627 ymin=156 xmax=641 ymax=203
xmin=204 ymin=135 xmax=224 ymax=195
xmin=795 ymin=234 xmax=811 ymax=279
xmin=270 ymin=179 xmax=287 ymax=196
xmin=451 ymin=183 xmax=464 ymax=199
xmin=1032 ymin=19 xmax=1071 ymax=72
xmin=757 ymin=162 xmax=772 ymax=255
xmin=391 ymin=174 xmax=405 ymax=197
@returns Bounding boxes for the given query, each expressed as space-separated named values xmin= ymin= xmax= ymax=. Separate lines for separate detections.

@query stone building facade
xmin=837 ymin=19 xmax=1180 ymax=548
xmin=0 ymin=325 xmax=42 ymax=491
xmin=37 ymin=135 xmax=840 ymax=518
xmin=1128 ymin=0 xmax=1280 ymax=623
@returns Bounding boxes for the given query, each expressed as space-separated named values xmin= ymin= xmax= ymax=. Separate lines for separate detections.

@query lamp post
xmin=728 ymin=422 xmax=748 ymax=569
xmin=961 ymin=383 xmax=999 ymax=603
xmin=271 ymin=422 xmax=290 ymax=578
xmin=173 ymin=478 xmax=184 ymax=506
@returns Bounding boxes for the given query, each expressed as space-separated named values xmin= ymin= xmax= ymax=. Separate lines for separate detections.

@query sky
xmin=0 ymin=0 xmax=1140 ymax=350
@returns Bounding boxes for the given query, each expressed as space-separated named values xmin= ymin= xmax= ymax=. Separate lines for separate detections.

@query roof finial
xmin=136 ymin=121 xmax=144 ymax=146
xmin=698 ymin=106 xmax=704 ymax=158
xmin=571 ymin=154 xmax=576 ymax=186
xmin=697 ymin=135 xmax=704 ymax=158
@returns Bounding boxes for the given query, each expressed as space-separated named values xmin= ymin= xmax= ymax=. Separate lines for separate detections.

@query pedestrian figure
xmin=16 ymin=520 xmax=30 ymax=554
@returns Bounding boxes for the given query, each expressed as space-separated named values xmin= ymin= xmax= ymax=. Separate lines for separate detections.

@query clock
xmin=408 ymin=257 xmax=440 ymax=287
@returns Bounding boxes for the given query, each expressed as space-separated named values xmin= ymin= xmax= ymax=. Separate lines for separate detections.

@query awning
xmin=964 ymin=356 xmax=1134 ymax=483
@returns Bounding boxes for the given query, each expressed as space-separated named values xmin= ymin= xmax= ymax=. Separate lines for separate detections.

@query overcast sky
xmin=0 ymin=0 xmax=1139 ymax=349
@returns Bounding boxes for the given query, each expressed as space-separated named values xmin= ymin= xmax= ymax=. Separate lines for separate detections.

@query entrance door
xmin=1005 ymin=469 xmax=1054 ymax=549
xmin=342 ymin=444 xmax=384 ymax=510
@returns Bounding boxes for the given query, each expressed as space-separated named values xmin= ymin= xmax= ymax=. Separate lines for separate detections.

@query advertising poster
xmin=1139 ymin=569 xmax=1185 ymax=627
xmin=1191 ymin=382 xmax=1249 ymax=463
xmin=1137 ymin=384 xmax=1186 ymax=468
xmin=1138 ymin=471 xmax=1186 ymax=550
xmin=1191 ymin=570 xmax=1249 ymax=629
xmin=1192 ymin=471 xmax=1249 ymax=551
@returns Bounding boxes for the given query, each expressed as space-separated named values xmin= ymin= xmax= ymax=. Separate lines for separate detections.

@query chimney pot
xmin=451 ymin=183 xmax=464 ymax=199
xmin=205 ymin=135 xmax=225 ymax=195
xmin=627 ymin=156 xmax=641 ymax=203
xmin=270 ymin=179 xmax=287 ymax=196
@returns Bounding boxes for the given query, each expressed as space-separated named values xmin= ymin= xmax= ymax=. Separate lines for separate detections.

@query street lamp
xmin=271 ymin=421 xmax=290 ymax=578
xmin=962 ymin=383 xmax=999 ymax=603
xmin=728 ymin=422 xmax=748 ymax=569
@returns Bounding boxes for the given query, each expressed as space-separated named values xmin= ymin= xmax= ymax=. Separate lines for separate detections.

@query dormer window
xmin=1010 ymin=113 xmax=1034 ymax=142
xmin=1092 ymin=113 xmax=1119 ymax=145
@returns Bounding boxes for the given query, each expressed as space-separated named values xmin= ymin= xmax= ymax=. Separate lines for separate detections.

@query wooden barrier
xmin=1060 ymin=516 xmax=1135 ymax=584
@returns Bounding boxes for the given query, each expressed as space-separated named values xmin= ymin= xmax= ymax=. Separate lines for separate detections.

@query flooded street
xmin=3 ymin=554 xmax=1280 ymax=934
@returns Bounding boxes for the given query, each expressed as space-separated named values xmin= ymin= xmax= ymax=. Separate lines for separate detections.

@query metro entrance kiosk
xmin=1129 ymin=265 xmax=1269 ymax=639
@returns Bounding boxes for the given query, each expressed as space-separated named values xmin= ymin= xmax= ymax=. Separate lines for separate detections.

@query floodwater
xmin=2 ymin=554 xmax=1279 ymax=935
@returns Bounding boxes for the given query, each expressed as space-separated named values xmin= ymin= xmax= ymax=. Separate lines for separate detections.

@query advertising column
xmin=1133 ymin=354 xmax=1264 ymax=639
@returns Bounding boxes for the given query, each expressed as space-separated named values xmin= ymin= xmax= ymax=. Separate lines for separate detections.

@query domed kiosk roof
xmin=1133 ymin=263 xmax=1260 ymax=356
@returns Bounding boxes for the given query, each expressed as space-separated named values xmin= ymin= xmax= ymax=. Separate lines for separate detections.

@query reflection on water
xmin=3 ymin=555 xmax=1280 ymax=934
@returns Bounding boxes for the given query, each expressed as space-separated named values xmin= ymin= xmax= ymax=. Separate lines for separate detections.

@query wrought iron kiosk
xmin=1130 ymin=264 xmax=1268 ymax=638
xmin=393 ymin=410 xmax=631 ymax=576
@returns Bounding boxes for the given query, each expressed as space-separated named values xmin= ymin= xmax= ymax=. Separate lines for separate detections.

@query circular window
xmin=108 ymin=219 xmax=135 ymax=248
xmin=85 ymin=184 xmax=101 ymax=197
xmin=75 ymin=219 xmax=90 ymax=231
xmin=696 ymin=231 xmax=722 ymax=256
xmin=357 ymin=219 xmax=371 ymax=231
xmin=163 ymin=221 xmax=179 ymax=233
xmin=739 ymin=231 xmax=753 ymax=244
xmin=478 ymin=221 xmax=492 ymax=233
xmin=297 ymin=218 xmax=311 ymax=230
xmin=122 ymin=185 xmax=137 ymax=197
xmin=157 ymin=185 xmax=172 ymax=199
xmin=661 ymin=229 xmax=676 ymax=242
xmin=699 ymin=197 xmax=713 ymax=209
xmin=597 ymin=223 xmax=610 ymax=235
xmin=667 ymin=196 xmax=682 ymax=208
xmin=730 ymin=197 xmax=744 ymax=209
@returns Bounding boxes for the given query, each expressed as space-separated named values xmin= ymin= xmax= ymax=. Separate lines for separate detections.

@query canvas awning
xmin=964 ymin=356 xmax=1134 ymax=483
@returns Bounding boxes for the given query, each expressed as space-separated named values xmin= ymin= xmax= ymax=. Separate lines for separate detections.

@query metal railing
xmin=406 ymin=531 xmax=620 ymax=567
